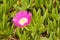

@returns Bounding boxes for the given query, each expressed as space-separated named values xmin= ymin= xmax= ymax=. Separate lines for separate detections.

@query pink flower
xmin=12 ymin=10 xmax=32 ymax=28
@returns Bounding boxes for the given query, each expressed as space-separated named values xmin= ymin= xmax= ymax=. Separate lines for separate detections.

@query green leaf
xmin=40 ymin=37 xmax=48 ymax=40
xmin=48 ymin=19 xmax=53 ymax=32
xmin=35 ymin=0 xmax=40 ymax=8
xmin=58 ymin=17 xmax=60 ymax=27
xmin=0 ymin=5 xmax=3 ymax=22
xmin=3 ymin=13 xmax=6 ymax=29
xmin=49 ymin=32 xmax=54 ymax=40
xmin=38 ymin=24 xmax=46 ymax=34
xmin=56 ymin=27 xmax=59 ymax=37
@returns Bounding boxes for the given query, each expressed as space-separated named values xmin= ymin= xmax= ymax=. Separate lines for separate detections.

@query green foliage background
xmin=0 ymin=0 xmax=60 ymax=40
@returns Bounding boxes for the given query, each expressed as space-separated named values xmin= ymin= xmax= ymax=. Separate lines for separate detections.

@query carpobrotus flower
xmin=12 ymin=11 xmax=32 ymax=28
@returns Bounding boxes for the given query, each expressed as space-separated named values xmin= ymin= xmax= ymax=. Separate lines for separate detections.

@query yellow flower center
xmin=19 ymin=18 xmax=28 ymax=25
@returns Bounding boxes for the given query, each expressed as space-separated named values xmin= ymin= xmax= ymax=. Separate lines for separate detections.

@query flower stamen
xmin=19 ymin=18 xmax=28 ymax=25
